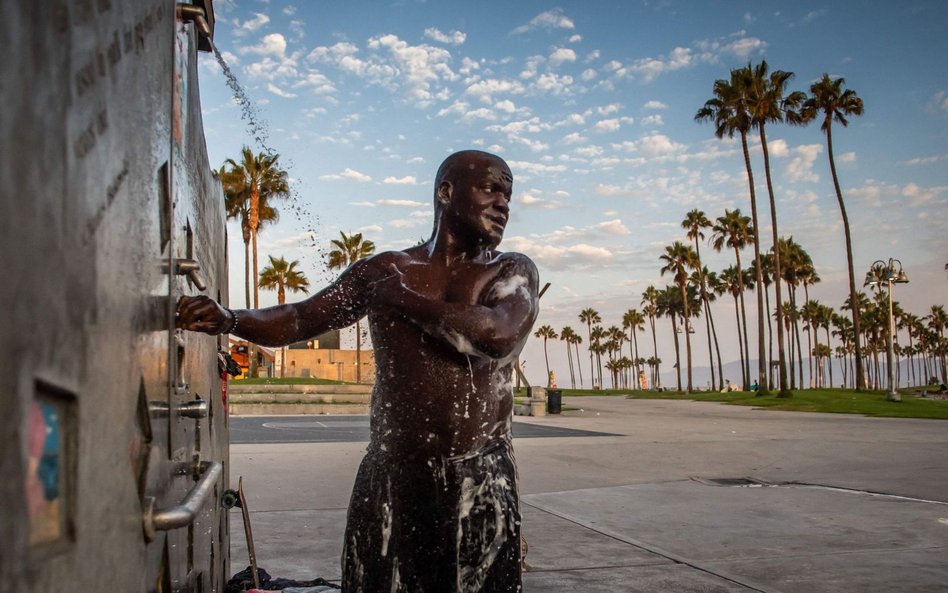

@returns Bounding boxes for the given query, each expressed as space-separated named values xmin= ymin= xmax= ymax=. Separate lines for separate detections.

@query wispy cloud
xmin=512 ymin=9 xmax=575 ymax=34
xmin=424 ymin=27 xmax=466 ymax=45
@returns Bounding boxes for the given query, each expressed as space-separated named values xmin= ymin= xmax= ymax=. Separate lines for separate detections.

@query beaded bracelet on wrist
xmin=222 ymin=307 xmax=239 ymax=335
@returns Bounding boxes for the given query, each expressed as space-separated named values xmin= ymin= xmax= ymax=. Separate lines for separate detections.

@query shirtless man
xmin=176 ymin=150 xmax=539 ymax=592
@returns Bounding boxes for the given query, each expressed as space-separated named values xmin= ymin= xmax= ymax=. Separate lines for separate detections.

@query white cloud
xmin=595 ymin=219 xmax=631 ymax=236
xmin=495 ymin=99 xmax=517 ymax=113
xmin=382 ymin=176 xmax=418 ymax=185
xmin=503 ymin=236 xmax=613 ymax=270
xmin=905 ymin=153 xmax=948 ymax=165
xmin=266 ymin=83 xmax=297 ymax=98
xmin=294 ymin=72 xmax=336 ymax=95
xmin=581 ymin=68 xmax=597 ymax=81
xmin=644 ymin=100 xmax=668 ymax=110
xmin=512 ymin=9 xmax=575 ymax=34
xmin=837 ymin=152 xmax=856 ymax=163
xmin=568 ymin=34 xmax=582 ymax=43
xmin=532 ymin=73 xmax=575 ymax=95
xmin=238 ymin=13 xmax=270 ymax=34
xmin=639 ymin=133 xmax=685 ymax=157
xmin=640 ymin=114 xmax=664 ymax=126
xmin=593 ymin=119 xmax=621 ymax=133
xmin=466 ymin=78 xmax=525 ymax=101
xmin=319 ymin=168 xmax=372 ymax=182
xmin=377 ymin=199 xmax=425 ymax=206
xmin=549 ymin=48 xmax=577 ymax=67
xmin=562 ymin=132 xmax=586 ymax=145
xmin=767 ymin=138 xmax=789 ymax=157
xmin=243 ymin=33 xmax=288 ymax=58
xmin=630 ymin=47 xmax=693 ymax=82
xmin=424 ymin=27 xmax=467 ymax=45
xmin=785 ymin=144 xmax=823 ymax=182
xmin=283 ymin=5 xmax=297 ymax=16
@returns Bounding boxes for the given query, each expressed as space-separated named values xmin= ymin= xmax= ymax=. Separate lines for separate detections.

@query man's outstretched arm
xmin=371 ymin=253 xmax=540 ymax=360
xmin=176 ymin=258 xmax=376 ymax=346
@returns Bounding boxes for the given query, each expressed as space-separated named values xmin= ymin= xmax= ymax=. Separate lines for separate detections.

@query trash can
xmin=546 ymin=389 xmax=562 ymax=414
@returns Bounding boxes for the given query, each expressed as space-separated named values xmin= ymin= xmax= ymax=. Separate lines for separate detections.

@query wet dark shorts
xmin=341 ymin=440 xmax=522 ymax=593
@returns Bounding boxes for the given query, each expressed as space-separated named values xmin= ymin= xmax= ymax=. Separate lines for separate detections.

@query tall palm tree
xmin=579 ymin=308 xmax=602 ymax=388
xmin=259 ymin=256 xmax=310 ymax=378
xmin=656 ymin=286 xmax=683 ymax=391
xmin=718 ymin=265 xmax=754 ymax=389
xmin=590 ymin=325 xmax=606 ymax=388
xmin=927 ymin=305 xmax=947 ymax=383
xmin=559 ymin=327 xmax=577 ymax=388
xmin=711 ymin=209 xmax=753 ymax=388
xmin=701 ymin=268 xmax=726 ymax=389
xmin=570 ymin=331 xmax=584 ymax=388
xmin=641 ymin=286 xmax=661 ymax=388
xmin=697 ymin=69 xmax=767 ymax=395
xmin=534 ymin=325 xmax=558 ymax=386
xmin=327 ymin=231 xmax=376 ymax=383
xmin=747 ymin=60 xmax=803 ymax=397
xmin=622 ymin=309 xmax=645 ymax=382
xmin=797 ymin=74 xmax=866 ymax=390
xmin=660 ymin=242 xmax=699 ymax=392
xmin=682 ymin=209 xmax=719 ymax=390
xmin=220 ymin=165 xmax=281 ymax=308
xmin=224 ymin=147 xmax=290 ymax=310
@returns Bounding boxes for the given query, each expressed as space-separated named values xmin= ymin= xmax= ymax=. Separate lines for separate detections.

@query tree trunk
xmin=709 ymin=299 xmax=724 ymax=391
xmin=574 ymin=342 xmax=584 ymax=388
xmin=734 ymin=247 xmax=750 ymax=389
xmin=680 ymin=281 xmax=693 ymax=393
xmin=671 ymin=313 xmax=681 ymax=392
xmin=825 ymin=122 xmax=865 ymax=390
xmin=649 ymin=316 xmax=658 ymax=388
xmin=733 ymin=295 xmax=745 ymax=389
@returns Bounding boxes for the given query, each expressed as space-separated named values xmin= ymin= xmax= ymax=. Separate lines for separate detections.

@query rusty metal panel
xmin=0 ymin=1 xmax=228 ymax=591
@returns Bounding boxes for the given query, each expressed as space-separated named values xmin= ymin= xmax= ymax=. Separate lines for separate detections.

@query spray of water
xmin=210 ymin=42 xmax=324 ymax=283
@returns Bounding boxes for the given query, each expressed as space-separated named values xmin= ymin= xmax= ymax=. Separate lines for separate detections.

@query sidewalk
xmin=230 ymin=397 xmax=948 ymax=592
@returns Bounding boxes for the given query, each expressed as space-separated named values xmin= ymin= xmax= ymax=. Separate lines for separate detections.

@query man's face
xmin=445 ymin=155 xmax=513 ymax=248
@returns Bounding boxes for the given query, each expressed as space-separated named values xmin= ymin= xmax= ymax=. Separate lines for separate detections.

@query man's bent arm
xmin=377 ymin=255 xmax=540 ymax=360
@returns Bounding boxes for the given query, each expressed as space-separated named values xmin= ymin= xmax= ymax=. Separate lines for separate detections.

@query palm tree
xmin=590 ymin=325 xmax=606 ymax=388
xmin=797 ymin=74 xmax=866 ymax=390
xmin=656 ymin=286 xmax=682 ymax=391
xmin=224 ymin=147 xmax=290 ymax=310
xmin=259 ymin=256 xmax=310 ymax=377
xmin=682 ymin=209 xmax=719 ymax=390
xmin=220 ymin=164 xmax=281 ymax=308
xmin=327 ymin=231 xmax=376 ymax=383
xmin=641 ymin=287 xmax=661 ymax=388
xmin=711 ymin=210 xmax=753 ymax=388
xmin=534 ymin=325 xmax=558 ymax=386
xmin=702 ymin=268 xmax=726 ymax=389
xmin=570 ymin=332 xmax=584 ymax=388
xmin=560 ymin=327 xmax=578 ymax=388
xmin=622 ymin=309 xmax=645 ymax=382
xmin=579 ymin=308 xmax=602 ymax=388
xmin=697 ymin=69 xmax=767 ymax=395
xmin=747 ymin=60 xmax=803 ymax=397
xmin=927 ymin=305 xmax=947 ymax=383
xmin=661 ymin=242 xmax=699 ymax=392
xmin=718 ymin=265 xmax=754 ymax=389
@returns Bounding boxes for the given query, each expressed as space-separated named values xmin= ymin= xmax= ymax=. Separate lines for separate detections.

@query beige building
xmin=277 ymin=347 xmax=376 ymax=384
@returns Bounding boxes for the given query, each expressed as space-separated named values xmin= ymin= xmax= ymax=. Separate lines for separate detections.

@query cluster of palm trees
xmin=692 ymin=60 xmax=870 ymax=396
xmin=219 ymin=145 xmax=376 ymax=379
xmin=533 ymin=61 xmax=946 ymax=393
xmin=541 ymin=240 xmax=946 ymax=392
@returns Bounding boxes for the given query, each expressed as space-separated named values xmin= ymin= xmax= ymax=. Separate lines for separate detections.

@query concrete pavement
xmin=229 ymin=396 xmax=948 ymax=592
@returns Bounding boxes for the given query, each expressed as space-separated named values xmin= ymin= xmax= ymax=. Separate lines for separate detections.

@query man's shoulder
xmin=490 ymin=251 xmax=538 ymax=276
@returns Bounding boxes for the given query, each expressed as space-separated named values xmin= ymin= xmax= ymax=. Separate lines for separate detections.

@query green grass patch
xmin=620 ymin=388 xmax=948 ymax=420
xmin=231 ymin=377 xmax=347 ymax=385
xmin=514 ymin=387 xmax=633 ymax=397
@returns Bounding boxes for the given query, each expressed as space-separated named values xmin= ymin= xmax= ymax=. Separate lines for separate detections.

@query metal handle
xmin=174 ymin=331 xmax=188 ymax=393
xmin=177 ymin=4 xmax=212 ymax=38
xmin=143 ymin=461 xmax=222 ymax=541
xmin=175 ymin=258 xmax=208 ymax=291
xmin=178 ymin=398 xmax=208 ymax=419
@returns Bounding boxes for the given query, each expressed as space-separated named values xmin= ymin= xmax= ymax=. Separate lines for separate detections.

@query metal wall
xmin=0 ymin=2 xmax=229 ymax=591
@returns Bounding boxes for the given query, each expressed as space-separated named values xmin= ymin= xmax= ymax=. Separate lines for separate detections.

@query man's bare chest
xmin=400 ymin=262 xmax=499 ymax=305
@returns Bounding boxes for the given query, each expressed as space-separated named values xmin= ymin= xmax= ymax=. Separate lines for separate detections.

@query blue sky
xmin=200 ymin=1 xmax=947 ymax=386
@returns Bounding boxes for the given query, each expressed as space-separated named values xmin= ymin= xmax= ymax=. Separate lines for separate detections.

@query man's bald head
xmin=433 ymin=150 xmax=512 ymax=213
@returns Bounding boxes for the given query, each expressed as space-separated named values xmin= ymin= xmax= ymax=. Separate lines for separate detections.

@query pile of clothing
xmin=224 ymin=566 xmax=340 ymax=593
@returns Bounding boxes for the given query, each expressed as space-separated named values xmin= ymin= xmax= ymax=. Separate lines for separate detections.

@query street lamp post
xmin=864 ymin=258 xmax=909 ymax=401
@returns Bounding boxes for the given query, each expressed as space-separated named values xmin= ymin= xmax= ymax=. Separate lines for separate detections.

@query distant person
xmin=177 ymin=150 xmax=539 ymax=592
xmin=750 ymin=380 xmax=759 ymax=392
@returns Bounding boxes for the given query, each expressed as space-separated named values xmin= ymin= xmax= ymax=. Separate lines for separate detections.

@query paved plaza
xmin=230 ymin=396 xmax=948 ymax=592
